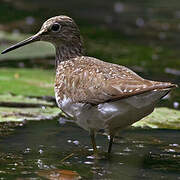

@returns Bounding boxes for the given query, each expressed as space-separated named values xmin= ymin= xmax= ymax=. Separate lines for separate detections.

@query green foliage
xmin=0 ymin=68 xmax=54 ymax=96
xmin=0 ymin=106 xmax=60 ymax=122
xmin=133 ymin=107 xmax=180 ymax=129
xmin=0 ymin=94 xmax=60 ymax=121
xmin=0 ymin=93 xmax=53 ymax=105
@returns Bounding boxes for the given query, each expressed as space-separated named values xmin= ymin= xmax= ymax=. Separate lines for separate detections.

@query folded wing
xmin=55 ymin=57 xmax=176 ymax=105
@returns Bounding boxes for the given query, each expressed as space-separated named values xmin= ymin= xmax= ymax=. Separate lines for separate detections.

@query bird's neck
xmin=55 ymin=40 xmax=84 ymax=66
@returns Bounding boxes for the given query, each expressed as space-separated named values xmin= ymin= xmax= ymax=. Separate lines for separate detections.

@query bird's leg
xmin=108 ymin=135 xmax=114 ymax=154
xmin=90 ymin=130 xmax=98 ymax=156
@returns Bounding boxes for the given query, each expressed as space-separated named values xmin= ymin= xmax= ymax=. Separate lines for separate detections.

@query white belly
xmin=57 ymin=89 xmax=169 ymax=135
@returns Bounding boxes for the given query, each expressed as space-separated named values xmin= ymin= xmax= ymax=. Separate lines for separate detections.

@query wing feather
xmin=55 ymin=57 xmax=176 ymax=105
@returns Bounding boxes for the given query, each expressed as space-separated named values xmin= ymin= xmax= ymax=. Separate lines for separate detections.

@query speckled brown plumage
xmin=2 ymin=15 xmax=177 ymax=155
xmin=55 ymin=56 xmax=175 ymax=105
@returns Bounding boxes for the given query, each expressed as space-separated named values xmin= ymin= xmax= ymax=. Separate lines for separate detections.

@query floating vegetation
xmin=133 ymin=107 xmax=180 ymax=129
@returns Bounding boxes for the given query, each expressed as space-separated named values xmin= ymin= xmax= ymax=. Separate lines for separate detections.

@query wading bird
xmin=2 ymin=16 xmax=177 ymax=156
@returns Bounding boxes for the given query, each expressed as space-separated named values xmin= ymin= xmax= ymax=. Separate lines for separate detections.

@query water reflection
xmin=0 ymin=120 xmax=180 ymax=179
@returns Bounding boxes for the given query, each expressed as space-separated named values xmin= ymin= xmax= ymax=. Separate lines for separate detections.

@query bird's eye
xmin=51 ymin=23 xmax=61 ymax=32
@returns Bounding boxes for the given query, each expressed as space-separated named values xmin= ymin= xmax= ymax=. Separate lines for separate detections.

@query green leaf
xmin=133 ymin=107 xmax=180 ymax=129
xmin=0 ymin=93 xmax=53 ymax=105
xmin=0 ymin=94 xmax=60 ymax=122
xmin=0 ymin=68 xmax=54 ymax=96
xmin=0 ymin=106 xmax=60 ymax=122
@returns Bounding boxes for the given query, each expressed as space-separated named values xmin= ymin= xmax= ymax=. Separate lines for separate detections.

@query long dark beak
xmin=1 ymin=32 xmax=42 ymax=54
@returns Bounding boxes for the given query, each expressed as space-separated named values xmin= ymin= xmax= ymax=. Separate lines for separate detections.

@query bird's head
xmin=1 ymin=15 xmax=82 ymax=54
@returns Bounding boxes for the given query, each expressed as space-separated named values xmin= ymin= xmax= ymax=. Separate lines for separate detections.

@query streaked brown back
xmin=55 ymin=56 xmax=176 ymax=105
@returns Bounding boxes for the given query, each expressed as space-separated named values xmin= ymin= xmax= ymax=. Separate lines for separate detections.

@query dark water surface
xmin=0 ymin=120 xmax=180 ymax=179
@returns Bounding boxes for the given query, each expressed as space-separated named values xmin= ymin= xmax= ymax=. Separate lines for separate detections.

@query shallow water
xmin=0 ymin=120 xmax=180 ymax=179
